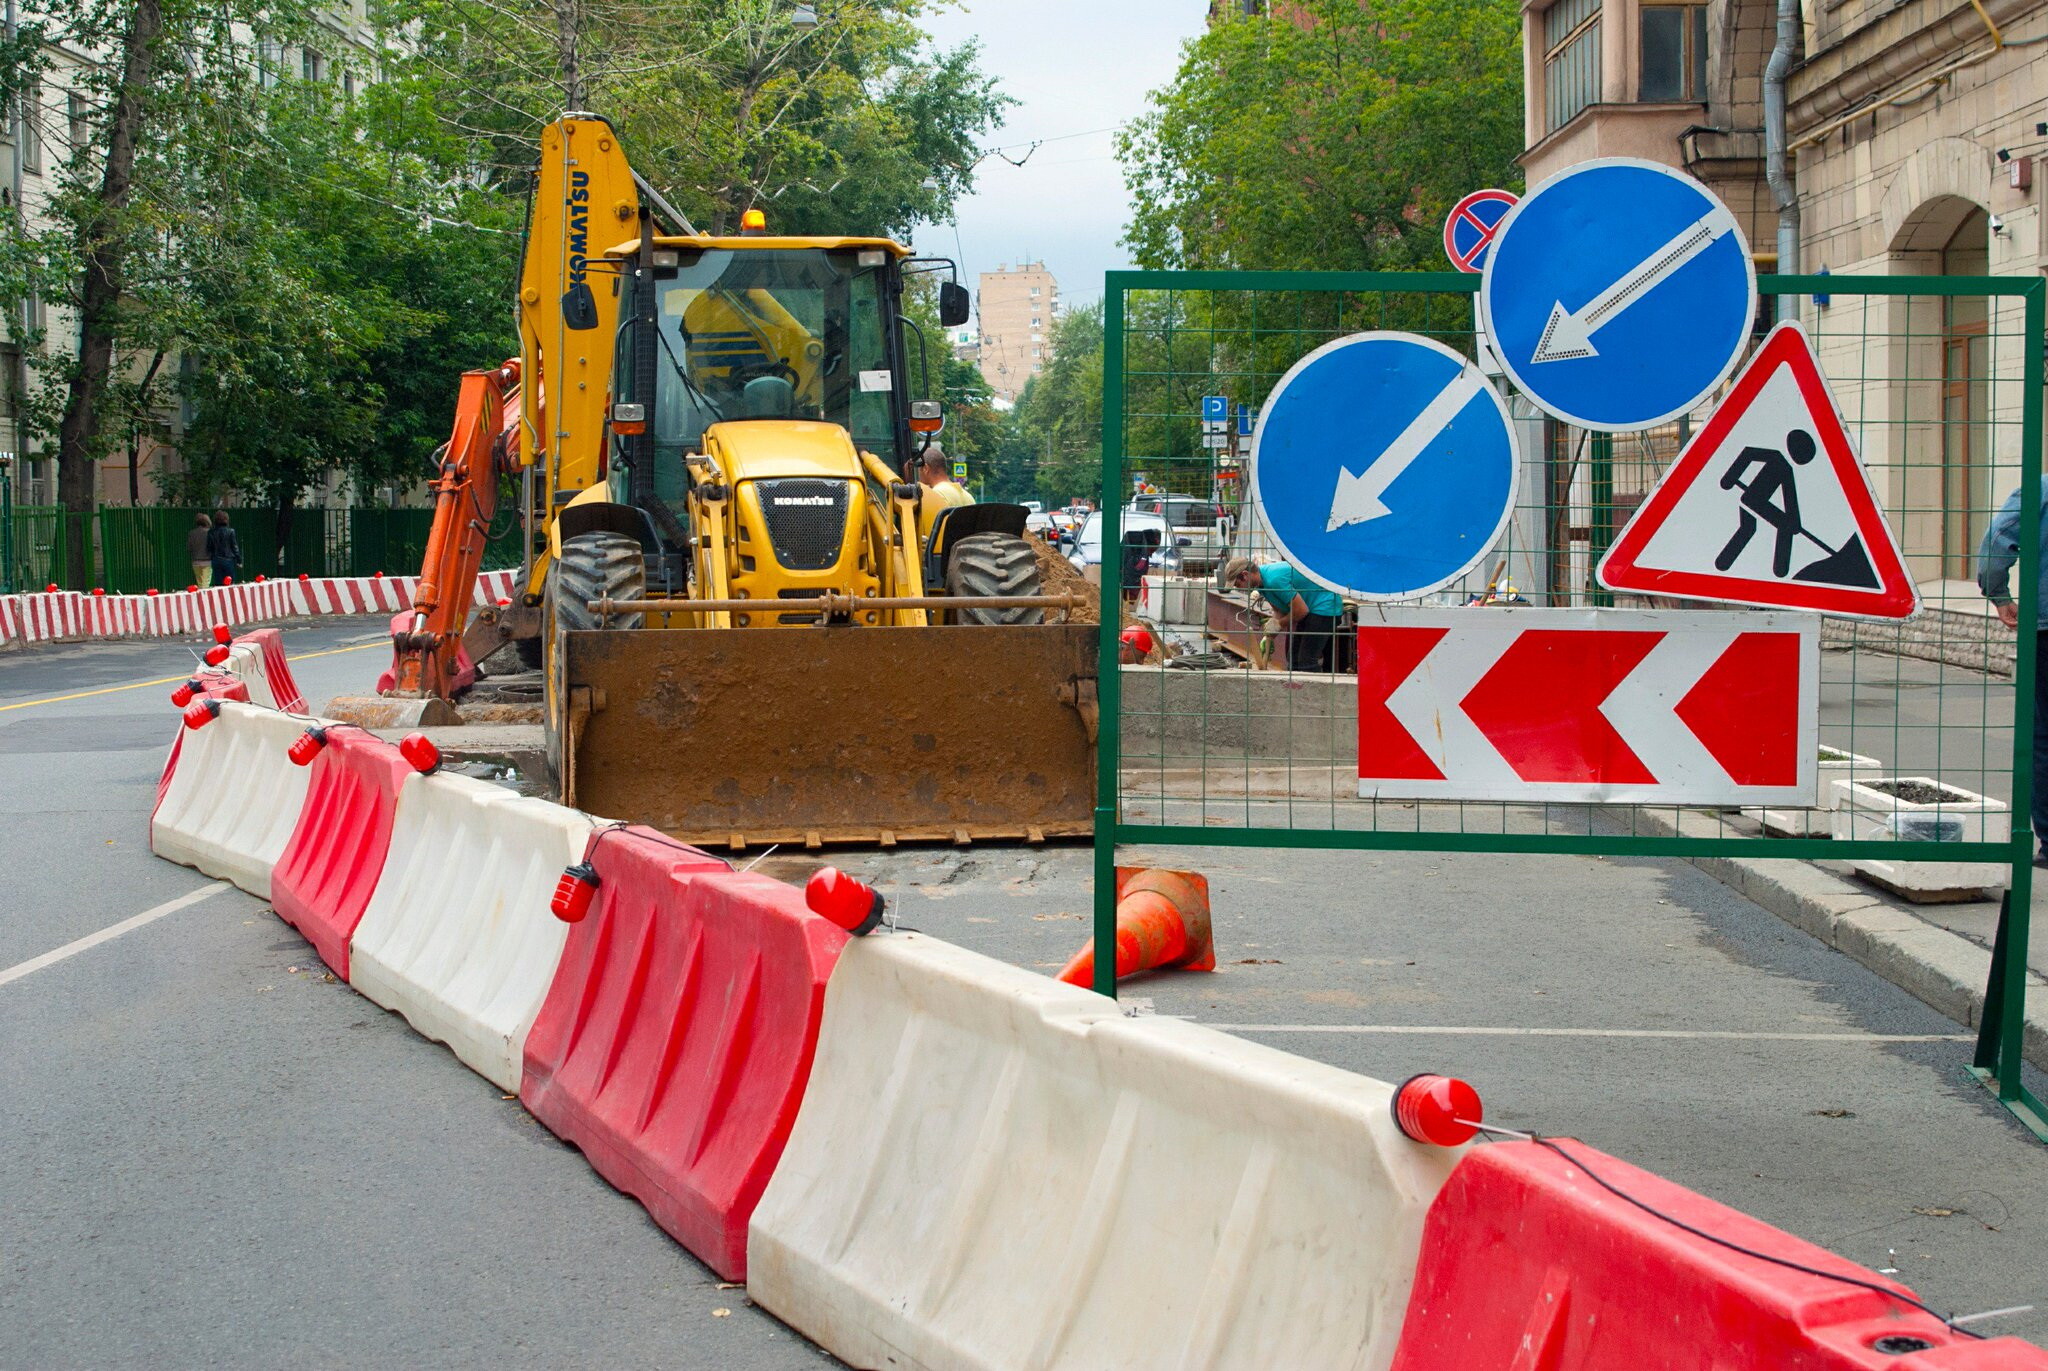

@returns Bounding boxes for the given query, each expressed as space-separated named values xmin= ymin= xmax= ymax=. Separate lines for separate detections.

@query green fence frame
xmin=1094 ymin=269 xmax=2045 ymax=1141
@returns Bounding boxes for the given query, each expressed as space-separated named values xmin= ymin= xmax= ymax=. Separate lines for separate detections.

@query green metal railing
xmin=1094 ymin=270 xmax=2044 ymax=1140
xmin=5 ymin=504 xmax=524 ymax=594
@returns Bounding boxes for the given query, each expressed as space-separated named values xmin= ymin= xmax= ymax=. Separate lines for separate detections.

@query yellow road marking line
xmin=0 ymin=639 xmax=383 ymax=712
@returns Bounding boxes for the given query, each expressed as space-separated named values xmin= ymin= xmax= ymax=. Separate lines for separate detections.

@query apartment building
xmin=1520 ymin=0 xmax=2048 ymax=589
xmin=976 ymin=261 xmax=1058 ymax=403
xmin=0 ymin=0 xmax=384 ymax=505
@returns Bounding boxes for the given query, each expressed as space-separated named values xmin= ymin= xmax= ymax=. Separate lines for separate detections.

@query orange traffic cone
xmin=1057 ymin=867 xmax=1214 ymax=988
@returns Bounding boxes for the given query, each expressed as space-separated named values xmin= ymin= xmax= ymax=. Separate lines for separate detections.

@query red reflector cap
xmin=203 ymin=644 xmax=230 ymax=667
xmin=170 ymin=679 xmax=202 ymax=708
xmin=182 ymin=697 xmax=222 ymax=730
xmin=1393 ymin=1073 xmax=1482 ymax=1147
xmin=551 ymin=862 xmax=600 ymax=923
xmin=212 ymin=624 xmax=233 ymax=644
xmin=287 ymin=726 xmax=328 ymax=766
xmin=805 ymin=866 xmax=885 ymax=936
xmin=398 ymin=732 xmax=441 ymax=774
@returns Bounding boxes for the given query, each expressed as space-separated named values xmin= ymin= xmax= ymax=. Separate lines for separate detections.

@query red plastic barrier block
xmin=270 ymin=729 xmax=415 ymax=980
xmin=521 ymin=828 xmax=844 ymax=1281
xmin=1390 ymin=1139 xmax=2048 ymax=1371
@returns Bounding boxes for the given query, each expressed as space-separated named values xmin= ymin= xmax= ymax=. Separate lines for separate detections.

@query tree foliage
xmin=0 ymin=0 xmax=1008 ymax=581
xmin=1117 ymin=0 xmax=1524 ymax=272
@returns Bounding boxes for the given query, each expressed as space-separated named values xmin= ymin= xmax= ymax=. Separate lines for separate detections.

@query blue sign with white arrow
xmin=1202 ymin=394 xmax=1229 ymax=426
xmin=1236 ymin=403 xmax=1254 ymax=438
xmin=1250 ymin=332 xmax=1518 ymax=601
xmin=1480 ymin=158 xmax=1756 ymax=432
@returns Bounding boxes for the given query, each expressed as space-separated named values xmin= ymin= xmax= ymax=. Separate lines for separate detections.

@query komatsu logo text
xmin=567 ymin=171 xmax=591 ymax=286
xmin=773 ymin=496 xmax=837 ymax=507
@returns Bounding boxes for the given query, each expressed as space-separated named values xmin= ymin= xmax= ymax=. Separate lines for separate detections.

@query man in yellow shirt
xmin=915 ymin=442 xmax=974 ymax=546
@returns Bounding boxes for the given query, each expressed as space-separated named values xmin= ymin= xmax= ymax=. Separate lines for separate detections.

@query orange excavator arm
xmin=389 ymin=359 xmax=521 ymax=701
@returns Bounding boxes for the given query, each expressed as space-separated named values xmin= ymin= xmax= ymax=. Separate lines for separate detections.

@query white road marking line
xmin=1208 ymin=1024 xmax=1969 ymax=1042
xmin=0 ymin=881 xmax=231 ymax=988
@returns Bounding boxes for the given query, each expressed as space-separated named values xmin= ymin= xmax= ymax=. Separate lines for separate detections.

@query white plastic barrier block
xmin=347 ymin=773 xmax=599 ymax=1093
xmin=221 ymin=643 xmax=276 ymax=708
xmin=151 ymin=702 xmax=319 ymax=899
xmin=748 ymin=932 xmax=1464 ymax=1371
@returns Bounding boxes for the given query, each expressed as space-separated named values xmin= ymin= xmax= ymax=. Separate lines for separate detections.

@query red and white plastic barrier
xmin=0 ymin=567 xmax=522 ymax=648
xmin=747 ymin=931 xmax=1463 ymax=1369
xmin=348 ymin=773 xmax=600 ymax=1092
xmin=522 ymin=829 xmax=836 ymax=1281
xmin=223 ymin=627 xmax=308 ymax=714
xmin=1390 ymin=1138 xmax=2036 ymax=1370
xmin=152 ymin=700 xmax=322 ymax=900
xmin=269 ymin=728 xmax=419 ymax=980
xmin=142 ymin=632 xmax=2048 ymax=1371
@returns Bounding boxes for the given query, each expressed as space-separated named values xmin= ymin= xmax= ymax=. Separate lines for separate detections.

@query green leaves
xmin=1117 ymin=0 xmax=1524 ymax=272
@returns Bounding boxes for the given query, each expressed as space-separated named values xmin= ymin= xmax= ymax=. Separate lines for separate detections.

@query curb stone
xmin=1634 ymin=808 xmax=2048 ymax=1073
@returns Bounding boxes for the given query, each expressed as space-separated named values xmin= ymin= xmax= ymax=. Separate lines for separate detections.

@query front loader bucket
xmin=558 ymin=624 xmax=1098 ymax=849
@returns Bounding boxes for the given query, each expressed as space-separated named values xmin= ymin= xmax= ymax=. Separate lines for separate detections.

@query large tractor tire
xmin=551 ymin=531 xmax=646 ymax=631
xmin=945 ymin=532 xmax=1043 ymax=625
xmin=546 ymin=531 xmax=645 ymax=789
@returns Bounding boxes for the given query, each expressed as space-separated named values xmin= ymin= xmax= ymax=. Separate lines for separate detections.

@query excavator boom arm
xmin=390 ymin=360 xmax=518 ymax=700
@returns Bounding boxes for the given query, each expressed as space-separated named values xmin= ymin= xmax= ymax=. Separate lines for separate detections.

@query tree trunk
xmin=53 ymin=0 xmax=161 ymax=585
xmin=127 ymin=349 xmax=163 ymax=507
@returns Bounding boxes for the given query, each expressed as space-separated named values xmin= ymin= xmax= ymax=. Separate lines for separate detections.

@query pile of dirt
xmin=1032 ymin=537 xmax=1099 ymax=623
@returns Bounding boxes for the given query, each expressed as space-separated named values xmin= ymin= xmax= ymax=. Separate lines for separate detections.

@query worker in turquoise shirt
xmin=1223 ymin=555 xmax=1344 ymax=673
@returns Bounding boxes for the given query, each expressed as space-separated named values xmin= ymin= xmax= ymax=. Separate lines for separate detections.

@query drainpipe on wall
xmin=1763 ymin=0 xmax=1802 ymax=322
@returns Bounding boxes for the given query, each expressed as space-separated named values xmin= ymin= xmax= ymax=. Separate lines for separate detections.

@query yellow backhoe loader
xmin=337 ymin=114 xmax=1097 ymax=849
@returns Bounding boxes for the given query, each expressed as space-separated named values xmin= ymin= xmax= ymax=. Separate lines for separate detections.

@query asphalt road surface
xmin=6 ymin=620 xmax=2048 ymax=1366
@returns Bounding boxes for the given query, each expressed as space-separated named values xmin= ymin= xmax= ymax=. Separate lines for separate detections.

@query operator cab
xmin=603 ymin=231 xmax=970 ymax=607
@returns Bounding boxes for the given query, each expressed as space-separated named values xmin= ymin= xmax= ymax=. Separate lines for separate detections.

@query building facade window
xmin=1543 ymin=0 xmax=1601 ymax=133
xmin=67 ymin=91 xmax=86 ymax=149
xmin=19 ymin=78 xmax=40 ymax=174
xmin=302 ymin=47 xmax=325 ymax=82
xmin=1639 ymin=4 xmax=1708 ymax=102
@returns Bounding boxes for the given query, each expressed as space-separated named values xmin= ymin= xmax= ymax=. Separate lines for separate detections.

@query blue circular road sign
xmin=1480 ymin=158 xmax=1756 ymax=432
xmin=1250 ymin=332 xmax=1518 ymax=601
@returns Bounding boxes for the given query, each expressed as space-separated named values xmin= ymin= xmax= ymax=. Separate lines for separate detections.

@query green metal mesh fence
xmin=1100 ymin=273 xmax=2040 ymax=865
xmin=1094 ymin=270 xmax=2044 ymax=1133
xmin=5 ymin=504 xmax=524 ymax=594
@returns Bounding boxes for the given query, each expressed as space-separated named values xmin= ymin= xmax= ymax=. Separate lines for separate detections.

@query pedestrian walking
xmin=187 ymin=512 xmax=214 ymax=588
xmin=1223 ymin=555 xmax=1344 ymax=673
xmin=1978 ymin=485 xmax=2048 ymax=865
xmin=206 ymin=510 xmax=241 ymax=586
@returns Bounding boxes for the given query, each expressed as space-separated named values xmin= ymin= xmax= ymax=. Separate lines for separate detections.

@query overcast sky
xmin=910 ymin=1 xmax=1206 ymax=310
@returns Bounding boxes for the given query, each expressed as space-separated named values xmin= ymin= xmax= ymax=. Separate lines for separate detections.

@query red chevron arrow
xmin=1675 ymin=630 xmax=1802 ymax=785
xmin=1356 ymin=626 xmax=1450 ymax=780
xmin=1459 ymin=629 xmax=1663 ymax=784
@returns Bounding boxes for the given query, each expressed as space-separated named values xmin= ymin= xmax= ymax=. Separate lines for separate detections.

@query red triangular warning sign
xmin=1598 ymin=321 xmax=1918 ymax=619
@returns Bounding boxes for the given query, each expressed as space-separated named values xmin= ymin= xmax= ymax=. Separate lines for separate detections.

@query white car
xmin=1127 ymin=494 xmax=1228 ymax=573
xmin=1068 ymin=510 xmax=1181 ymax=580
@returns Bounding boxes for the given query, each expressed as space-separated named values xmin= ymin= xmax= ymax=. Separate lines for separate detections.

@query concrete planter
xmin=1830 ymin=775 xmax=2011 ymax=903
xmin=1747 ymin=747 xmax=1884 ymax=838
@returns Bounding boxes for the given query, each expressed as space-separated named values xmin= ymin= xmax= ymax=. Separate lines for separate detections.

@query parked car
xmin=1127 ymin=494 xmax=1228 ymax=573
xmin=1069 ymin=510 xmax=1181 ymax=583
